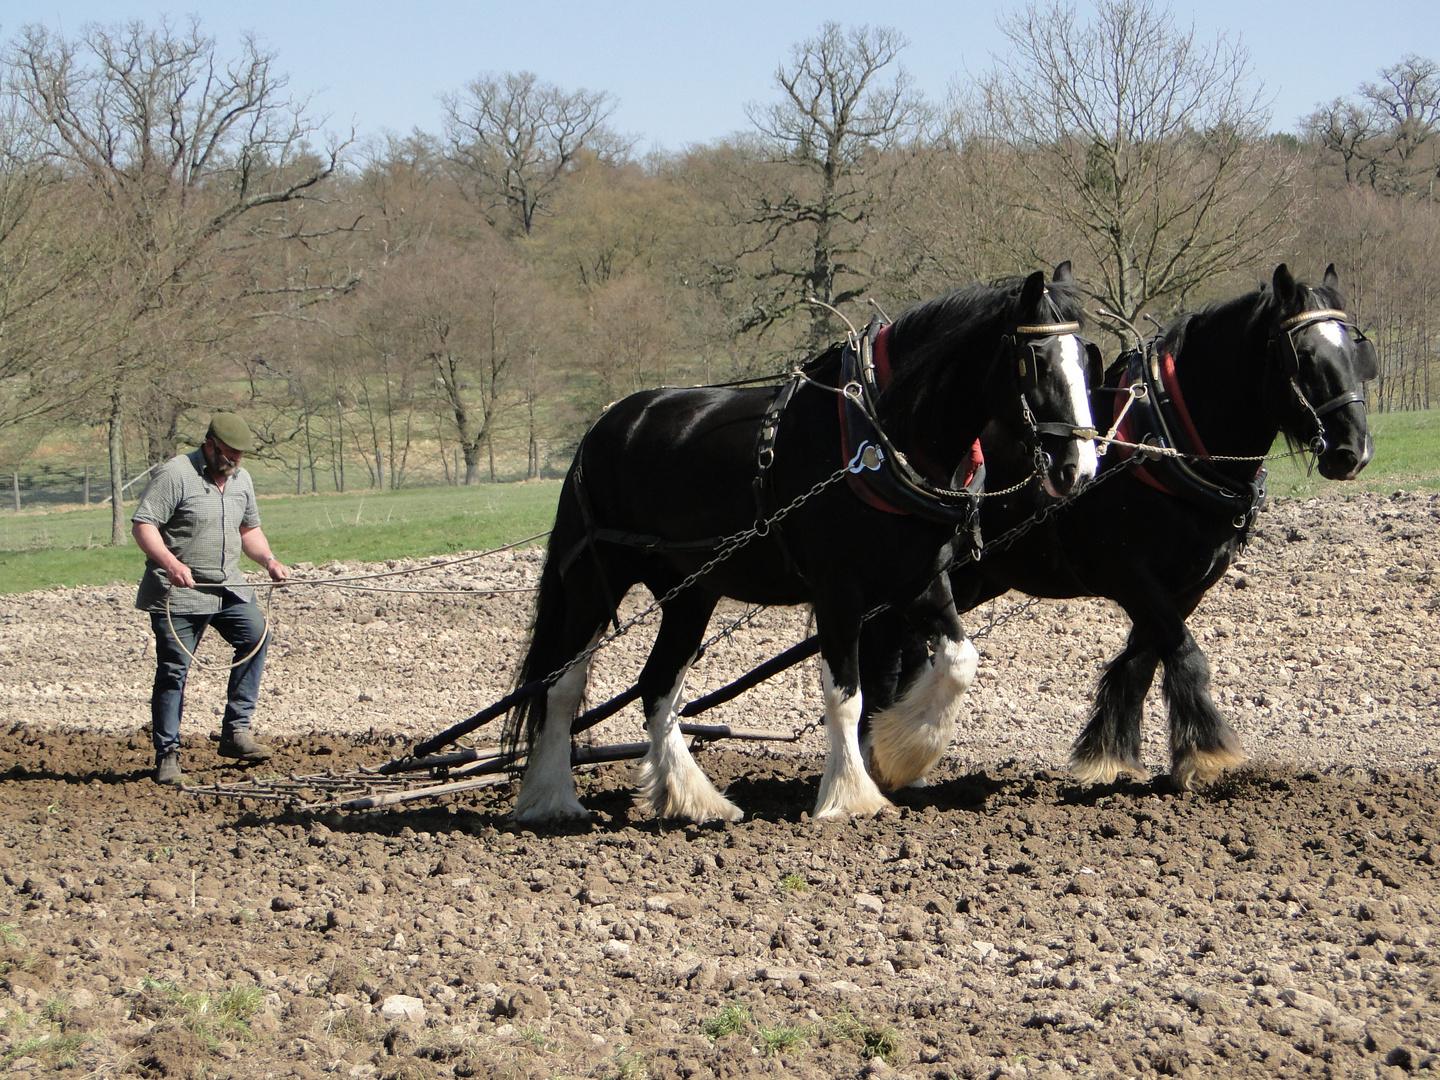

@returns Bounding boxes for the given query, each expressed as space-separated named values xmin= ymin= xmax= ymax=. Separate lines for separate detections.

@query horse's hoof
xmin=866 ymin=745 xmax=944 ymax=792
xmin=1070 ymin=752 xmax=1145 ymax=786
xmin=811 ymin=794 xmax=895 ymax=821
xmin=702 ymin=800 xmax=744 ymax=825
xmin=1172 ymin=746 xmax=1247 ymax=790
xmin=512 ymin=793 xmax=591 ymax=824
xmin=636 ymin=768 xmax=743 ymax=824
xmin=661 ymin=797 xmax=743 ymax=825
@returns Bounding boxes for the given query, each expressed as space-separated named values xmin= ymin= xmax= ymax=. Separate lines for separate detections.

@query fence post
xmin=11 ymin=471 xmax=18 ymax=513
xmin=84 ymin=464 xmax=90 ymax=505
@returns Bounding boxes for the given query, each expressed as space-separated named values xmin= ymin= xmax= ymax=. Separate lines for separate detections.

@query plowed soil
xmin=1 ymin=491 xmax=1437 ymax=1079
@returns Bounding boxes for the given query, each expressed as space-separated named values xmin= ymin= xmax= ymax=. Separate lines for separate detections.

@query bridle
xmin=1270 ymin=307 xmax=1374 ymax=457
xmin=1004 ymin=320 xmax=1100 ymax=474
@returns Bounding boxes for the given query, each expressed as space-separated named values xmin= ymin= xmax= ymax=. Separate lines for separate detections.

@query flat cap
xmin=206 ymin=412 xmax=256 ymax=453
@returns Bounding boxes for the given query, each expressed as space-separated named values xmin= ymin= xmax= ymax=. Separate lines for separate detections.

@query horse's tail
xmin=502 ymin=463 xmax=593 ymax=760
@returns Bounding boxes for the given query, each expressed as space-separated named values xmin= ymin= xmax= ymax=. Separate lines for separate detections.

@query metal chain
xmin=535 ymin=462 xmax=856 ymax=690
xmin=1094 ymin=432 xmax=1293 ymax=466
xmin=970 ymin=596 xmax=1043 ymax=641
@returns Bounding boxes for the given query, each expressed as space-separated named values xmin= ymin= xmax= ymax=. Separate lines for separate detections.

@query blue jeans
xmin=149 ymin=597 xmax=269 ymax=760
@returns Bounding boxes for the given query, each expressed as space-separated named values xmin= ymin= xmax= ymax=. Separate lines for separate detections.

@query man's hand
xmin=166 ymin=561 xmax=196 ymax=589
xmin=134 ymin=522 xmax=195 ymax=589
xmin=265 ymin=557 xmax=290 ymax=584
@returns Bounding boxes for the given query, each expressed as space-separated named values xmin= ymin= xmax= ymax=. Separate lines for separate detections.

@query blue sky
xmin=4 ymin=1 xmax=1436 ymax=153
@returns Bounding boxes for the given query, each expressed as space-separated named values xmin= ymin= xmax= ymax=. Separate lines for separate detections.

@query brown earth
xmin=0 ymin=491 xmax=1437 ymax=1078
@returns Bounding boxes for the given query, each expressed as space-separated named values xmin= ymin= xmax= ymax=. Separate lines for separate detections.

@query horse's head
xmin=1266 ymin=264 xmax=1376 ymax=481
xmin=1003 ymin=264 xmax=1099 ymax=497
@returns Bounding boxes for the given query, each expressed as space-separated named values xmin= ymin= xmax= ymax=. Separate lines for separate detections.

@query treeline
xmin=0 ymin=3 xmax=1436 ymax=536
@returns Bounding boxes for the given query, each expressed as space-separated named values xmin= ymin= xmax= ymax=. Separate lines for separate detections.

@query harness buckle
xmin=847 ymin=441 xmax=884 ymax=474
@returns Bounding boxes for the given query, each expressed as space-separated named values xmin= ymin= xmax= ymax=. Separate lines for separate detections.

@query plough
xmin=182 ymin=615 xmax=820 ymax=813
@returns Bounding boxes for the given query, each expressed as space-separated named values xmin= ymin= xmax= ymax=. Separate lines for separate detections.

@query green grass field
xmin=0 ymin=480 xmax=564 ymax=595
xmin=0 ymin=409 xmax=1434 ymax=595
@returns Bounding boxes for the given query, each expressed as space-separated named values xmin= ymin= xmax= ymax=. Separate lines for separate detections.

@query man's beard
xmin=206 ymin=445 xmax=240 ymax=478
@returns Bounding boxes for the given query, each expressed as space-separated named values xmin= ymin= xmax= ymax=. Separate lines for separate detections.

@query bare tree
xmin=442 ymin=71 xmax=623 ymax=236
xmin=979 ymin=0 xmax=1297 ymax=323
xmin=9 ymin=17 xmax=351 ymax=540
xmin=0 ymin=87 xmax=109 ymax=438
xmin=1307 ymin=55 xmax=1440 ymax=198
xmin=738 ymin=23 xmax=929 ymax=351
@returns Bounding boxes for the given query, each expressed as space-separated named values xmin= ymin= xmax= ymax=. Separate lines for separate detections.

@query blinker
xmin=1353 ymin=333 xmax=1378 ymax=381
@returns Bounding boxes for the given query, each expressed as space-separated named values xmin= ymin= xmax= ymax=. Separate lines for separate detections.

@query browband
xmin=1279 ymin=308 xmax=1347 ymax=330
xmin=1014 ymin=321 xmax=1081 ymax=335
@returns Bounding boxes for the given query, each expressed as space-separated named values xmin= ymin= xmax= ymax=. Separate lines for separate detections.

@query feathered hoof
xmin=866 ymin=741 xmax=945 ymax=792
xmin=635 ymin=760 xmax=743 ymax=824
xmin=642 ymin=790 xmax=744 ymax=825
xmin=511 ymin=788 xmax=591 ymax=824
xmin=1070 ymin=750 xmax=1147 ymax=786
xmin=1171 ymin=745 xmax=1247 ymax=791
xmin=812 ymin=785 xmax=894 ymax=821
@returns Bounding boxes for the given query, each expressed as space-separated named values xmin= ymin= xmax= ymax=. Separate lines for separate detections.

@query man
xmin=131 ymin=412 xmax=289 ymax=785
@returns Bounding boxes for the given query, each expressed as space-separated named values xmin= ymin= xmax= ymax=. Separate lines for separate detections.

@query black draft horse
xmin=863 ymin=264 xmax=1376 ymax=792
xmin=505 ymin=269 xmax=1099 ymax=824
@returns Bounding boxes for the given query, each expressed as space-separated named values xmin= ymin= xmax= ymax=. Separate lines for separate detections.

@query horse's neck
xmin=1169 ymin=308 xmax=1276 ymax=460
xmin=884 ymin=349 xmax=992 ymax=478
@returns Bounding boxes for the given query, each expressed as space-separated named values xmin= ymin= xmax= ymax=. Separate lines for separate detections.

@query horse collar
xmin=835 ymin=321 xmax=983 ymax=526
xmin=1110 ymin=339 xmax=1266 ymax=528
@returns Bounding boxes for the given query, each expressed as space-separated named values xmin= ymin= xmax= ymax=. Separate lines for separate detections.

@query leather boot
xmin=154 ymin=753 xmax=183 ymax=786
xmin=218 ymin=731 xmax=272 ymax=762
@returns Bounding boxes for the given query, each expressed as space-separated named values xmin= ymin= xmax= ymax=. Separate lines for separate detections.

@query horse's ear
xmin=1272 ymin=264 xmax=1298 ymax=306
xmin=1323 ymin=263 xmax=1340 ymax=291
xmin=1021 ymin=270 xmax=1046 ymax=309
xmin=1053 ymin=261 xmax=1073 ymax=283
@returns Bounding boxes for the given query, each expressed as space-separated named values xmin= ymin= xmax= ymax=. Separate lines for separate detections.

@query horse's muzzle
xmin=1317 ymin=433 xmax=1373 ymax=481
xmin=1040 ymin=435 xmax=1098 ymax=497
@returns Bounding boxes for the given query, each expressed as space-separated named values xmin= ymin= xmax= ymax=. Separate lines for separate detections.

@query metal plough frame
xmin=183 ymin=725 xmax=797 ymax=812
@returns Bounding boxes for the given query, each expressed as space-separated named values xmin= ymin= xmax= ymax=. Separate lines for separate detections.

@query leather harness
xmin=1102 ymin=334 xmax=1267 ymax=529
xmin=831 ymin=321 xmax=985 ymax=524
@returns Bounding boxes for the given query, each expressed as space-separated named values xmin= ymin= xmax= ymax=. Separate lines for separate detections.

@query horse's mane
xmin=889 ymin=276 xmax=1084 ymax=367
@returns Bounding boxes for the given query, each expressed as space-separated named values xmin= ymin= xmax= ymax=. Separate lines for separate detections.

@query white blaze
xmin=1058 ymin=334 xmax=1098 ymax=482
xmin=1315 ymin=320 xmax=1344 ymax=348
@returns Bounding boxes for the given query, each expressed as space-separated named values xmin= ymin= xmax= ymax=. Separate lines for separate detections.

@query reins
xmin=159 ymin=531 xmax=552 ymax=670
